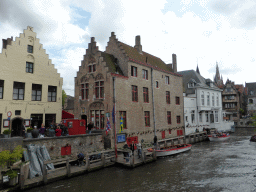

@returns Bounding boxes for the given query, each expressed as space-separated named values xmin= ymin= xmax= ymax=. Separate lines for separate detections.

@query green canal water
xmin=26 ymin=128 xmax=256 ymax=192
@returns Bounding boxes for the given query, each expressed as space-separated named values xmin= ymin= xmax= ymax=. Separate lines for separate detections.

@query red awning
xmin=62 ymin=110 xmax=74 ymax=119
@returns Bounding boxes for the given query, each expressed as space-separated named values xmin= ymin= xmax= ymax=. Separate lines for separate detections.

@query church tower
xmin=213 ymin=62 xmax=224 ymax=87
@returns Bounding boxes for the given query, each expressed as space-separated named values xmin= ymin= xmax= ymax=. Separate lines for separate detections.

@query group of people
xmin=27 ymin=121 xmax=69 ymax=138
xmin=123 ymin=141 xmax=142 ymax=162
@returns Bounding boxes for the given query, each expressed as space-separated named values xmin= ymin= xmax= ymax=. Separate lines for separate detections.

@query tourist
xmin=130 ymin=141 xmax=135 ymax=155
xmin=55 ymin=126 xmax=62 ymax=137
xmin=123 ymin=142 xmax=130 ymax=162
xmin=87 ymin=121 xmax=94 ymax=134
xmin=137 ymin=142 xmax=142 ymax=159
xmin=31 ymin=126 xmax=39 ymax=138
xmin=39 ymin=123 xmax=46 ymax=137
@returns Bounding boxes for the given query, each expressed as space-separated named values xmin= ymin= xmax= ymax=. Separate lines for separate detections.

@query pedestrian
xmin=123 ymin=142 xmax=130 ymax=162
xmin=137 ymin=142 xmax=142 ymax=159
xmin=31 ymin=126 xmax=39 ymax=138
xmin=154 ymin=135 xmax=157 ymax=149
xmin=130 ymin=141 xmax=135 ymax=155
xmin=39 ymin=123 xmax=46 ymax=137
xmin=55 ymin=126 xmax=62 ymax=137
xmin=87 ymin=121 xmax=94 ymax=134
xmin=21 ymin=122 xmax=26 ymax=138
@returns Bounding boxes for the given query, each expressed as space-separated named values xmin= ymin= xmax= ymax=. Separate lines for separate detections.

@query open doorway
xmin=11 ymin=118 xmax=23 ymax=137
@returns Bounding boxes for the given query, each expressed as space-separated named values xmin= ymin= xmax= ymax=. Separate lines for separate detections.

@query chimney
xmin=172 ymin=54 xmax=177 ymax=73
xmin=134 ymin=35 xmax=142 ymax=54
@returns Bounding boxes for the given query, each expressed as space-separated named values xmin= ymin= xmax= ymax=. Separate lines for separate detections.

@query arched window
xmin=201 ymin=91 xmax=204 ymax=106
xmin=217 ymin=94 xmax=219 ymax=106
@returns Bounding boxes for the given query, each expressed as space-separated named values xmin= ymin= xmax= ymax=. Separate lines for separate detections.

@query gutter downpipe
xmin=151 ymin=68 xmax=156 ymax=137
xmin=113 ymin=77 xmax=117 ymax=158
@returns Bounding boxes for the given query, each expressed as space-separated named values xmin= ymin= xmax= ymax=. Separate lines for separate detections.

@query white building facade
xmin=178 ymin=70 xmax=234 ymax=135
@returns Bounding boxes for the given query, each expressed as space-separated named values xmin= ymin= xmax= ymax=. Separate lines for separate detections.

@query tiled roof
xmin=234 ymin=85 xmax=244 ymax=94
xmin=101 ymin=52 xmax=124 ymax=75
xmin=119 ymin=42 xmax=181 ymax=76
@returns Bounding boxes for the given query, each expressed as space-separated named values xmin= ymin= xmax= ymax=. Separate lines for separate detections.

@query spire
xmin=196 ymin=64 xmax=200 ymax=75
xmin=215 ymin=62 xmax=220 ymax=80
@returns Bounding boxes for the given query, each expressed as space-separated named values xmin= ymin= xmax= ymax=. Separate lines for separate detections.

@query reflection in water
xmin=26 ymin=128 xmax=256 ymax=192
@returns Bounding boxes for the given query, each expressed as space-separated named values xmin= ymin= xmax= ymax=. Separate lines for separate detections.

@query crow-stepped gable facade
xmin=0 ymin=26 xmax=63 ymax=135
xmin=74 ymin=33 xmax=184 ymax=146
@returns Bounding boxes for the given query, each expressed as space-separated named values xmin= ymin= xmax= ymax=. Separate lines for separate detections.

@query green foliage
xmin=4 ymin=170 xmax=18 ymax=179
xmin=62 ymin=90 xmax=67 ymax=107
xmin=0 ymin=145 xmax=23 ymax=168
xmin=239 ymin=108 xmax=245 ymax=115
xmin=0 ymin=150 xmax=10 ymax=168
xmin=26 ymin=128 xmax=33 ymax=133
xmin=251 ymin=114 xmax=256 ymax=127
xmin=3 ymin=129 xmax=11 ymax=134
xmin=9 ymin=145 xmax=23 ymax=164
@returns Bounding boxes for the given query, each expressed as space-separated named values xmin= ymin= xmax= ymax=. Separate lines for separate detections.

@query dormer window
xmin=89 ymin=64 xmax=96 ymax=73
xmin=188 ymin=79 xmax=196 ymax=88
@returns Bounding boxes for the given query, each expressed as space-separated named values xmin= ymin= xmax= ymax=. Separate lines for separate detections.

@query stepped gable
xmin=118 ymin=41 xmax=181 ymax=76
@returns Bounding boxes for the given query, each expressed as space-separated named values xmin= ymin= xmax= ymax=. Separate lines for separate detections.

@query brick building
xmin=0 ymin=26 xmax=63 ymax=135
xmin=74 ymin=33 xmax=184 ymax=146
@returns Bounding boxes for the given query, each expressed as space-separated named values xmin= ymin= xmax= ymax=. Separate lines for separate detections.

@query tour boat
xmin=207 ymin=134 xmax=230 ymax=141
xmin=148 ymin=144 xmax=192 ymax=157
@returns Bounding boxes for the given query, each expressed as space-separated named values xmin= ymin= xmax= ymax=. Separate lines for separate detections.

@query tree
xmin=250 ymin=114 xmax=256 ymax=127
xmin=62 ymin=90 xmax=67 ymax=108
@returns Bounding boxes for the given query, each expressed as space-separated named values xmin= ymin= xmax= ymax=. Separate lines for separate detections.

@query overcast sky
xmin=0 ymin=0 xmax=255 ymax=96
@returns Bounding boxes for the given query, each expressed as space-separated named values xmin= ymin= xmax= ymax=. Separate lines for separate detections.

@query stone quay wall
xmin=0 ymin=134 xmax=104 ymax=159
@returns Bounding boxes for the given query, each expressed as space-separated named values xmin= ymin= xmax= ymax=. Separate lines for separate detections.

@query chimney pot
xmin=134 ymin=35 xmax=142 ymax=54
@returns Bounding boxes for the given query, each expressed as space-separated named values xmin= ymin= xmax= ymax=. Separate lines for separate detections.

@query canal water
xmin=27 ymin=128 xmax=256 ymax=192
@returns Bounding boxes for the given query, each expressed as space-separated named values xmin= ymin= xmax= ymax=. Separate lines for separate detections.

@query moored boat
xmin=148 ymin=144 xmax=192 ymax=157
xmin=208 ymin=134 xmax=230 ymax=141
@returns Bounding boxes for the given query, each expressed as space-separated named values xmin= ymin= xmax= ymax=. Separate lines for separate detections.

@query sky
xmin=0 ymin=0 xmax=256 ymax=96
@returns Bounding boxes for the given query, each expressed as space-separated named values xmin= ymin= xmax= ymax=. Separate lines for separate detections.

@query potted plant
xmin=3 ymin=129 xmax=11 ymax=138
xmin=26 ymin=128 xmax=33 ymax=138
xmin=4 ymin=169 xmax=18 ymax=186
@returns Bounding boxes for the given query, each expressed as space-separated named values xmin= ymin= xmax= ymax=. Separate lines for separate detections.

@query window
xmin=177 ymin=116 xmax=181 ymax=124
xmin=185 ymin=116 xmax=188 ymax=122
xmin=95 ymin=81 xmax=104 ymax=99
xmin=131 ymin=66 xmax=137 ymax=77
xmin=26 ymin=62 xmax=33 ymax=73
xmin=167 ymin=111 xmax=171 ymax=124
xmin=27 ymin=45 xmax=33 ymax=53
xmin=142 ymin=69 xmax=148 ymax=80
xmin=81 ymin=83 xmax=89 ymax=100
xmin=217 ymin=95 xmax=219 ymax=106
xmin=165 ymin=76 xmax=169 ymax=84
xmin=15 ymin=110 xmax=21 ymax=115
xmin=156 ymin=81 xmax=159 ymax=88
xmin=132 ymin=85 xmax=138 ymax=102
xmin=207 ymin=93 xmax=210 ymax=106
xmin=199 ymin=112 xmax=202 ymax=122
xmin=32 ymin=84 xmax=42 ymax=101
xmin=13 ymin=82 xmax=25 ymax=100
xmin=212 ymin=94 xmax=215 ymax=106
xmin=201 ymin=91 xmax=204 ymax=106
xmin=249 ymin=99 xmax=253 ymax=104
xmin=89 ymin=64 xmax=96 ymax=73
xmin=176 ymin=97 xmax=180 ymax=105
xmin=0 ymin=80 xmax=4 ymax=99
xmin=143 ymin=87 xmax=149 ymax=103
xmin=166 ymin=91 xmax=170 ymax=104
xmin=119 ymin=111 xmax=127 ymax=129
xmin=191 ymin=110 xmax=195 ymax=123
xmin=205 ymin=111 xmax=209 ymax=122
xmin=215 ymin=111 xmax=218 ymax=122
xmin=48 ymin=86 xmax=57 ymax=102
xmin=144 ymin=111 xmax=150 ymax=127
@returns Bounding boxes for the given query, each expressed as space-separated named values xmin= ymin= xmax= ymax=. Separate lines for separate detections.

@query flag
xmin=106 ymin=117 xmax=111 ymax=135
xmin=119 ymin=114 xmax=123 ymax=133
xmin=112 ymin=106 xmax=115 ymax=124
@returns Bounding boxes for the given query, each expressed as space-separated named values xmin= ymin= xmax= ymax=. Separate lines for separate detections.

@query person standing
xmin=21 ymin=122 xmax=26 ymax=138
xmin=55 ymin=126 xmax=62 ymax=137
xmin=130 ymin=141 xmax=135 ymax=156
xmin=87 ymin=121 xmax=94 ymax=134
xmin=39 ymin=123 xmax=46 ymax=137
xmin=137 ymin=142 xmax=142 ymax=159
xmin=31 ymin=126 xmax=39 ymax=138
